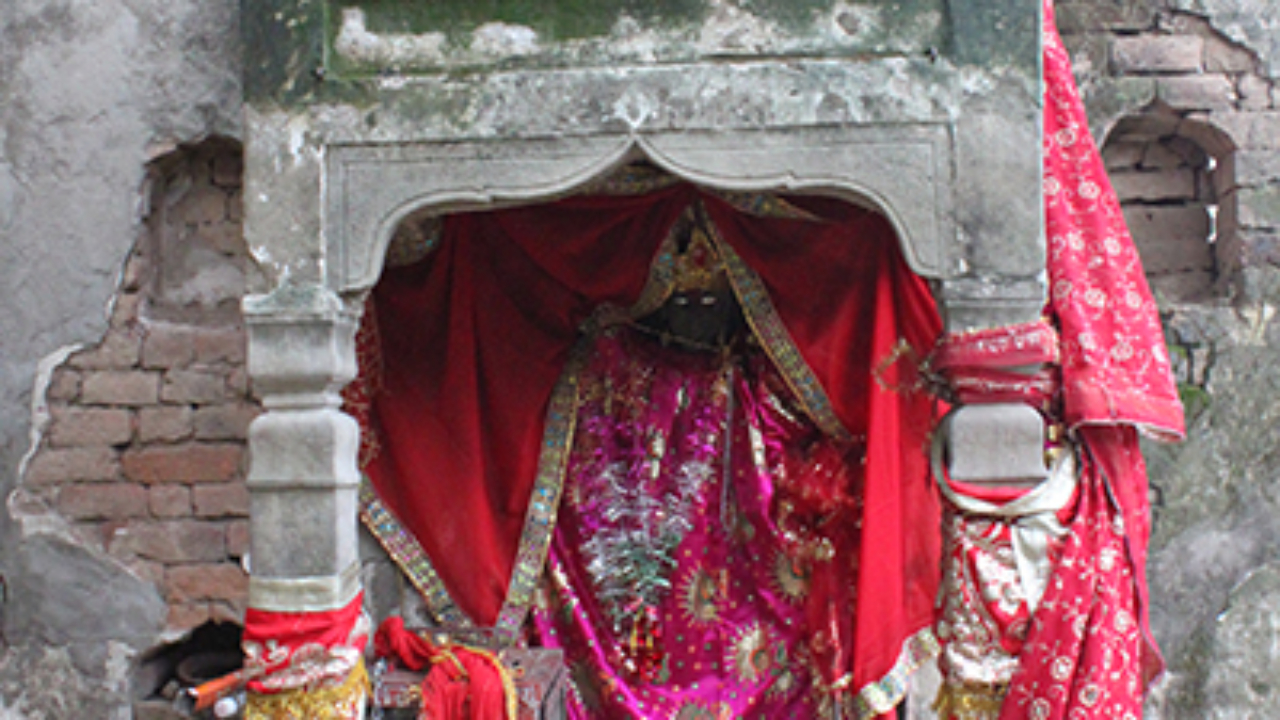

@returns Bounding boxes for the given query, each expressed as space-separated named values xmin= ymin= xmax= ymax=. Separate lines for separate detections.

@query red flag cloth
xmin=990 ymin=3 xmax=1185 ymax=716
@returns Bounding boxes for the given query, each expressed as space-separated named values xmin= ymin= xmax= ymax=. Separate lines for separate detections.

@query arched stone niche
xmin=239 ymin=0 xmax=1051 ymax=631
xmin=326 ymin=128 xmax=952 ymax=294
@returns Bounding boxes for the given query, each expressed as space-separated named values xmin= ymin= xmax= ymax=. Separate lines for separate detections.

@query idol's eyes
xmin=673 ymin=296 xmax=690 ymax=307
xmin=700 ymin=295 xmax=717 ymax=306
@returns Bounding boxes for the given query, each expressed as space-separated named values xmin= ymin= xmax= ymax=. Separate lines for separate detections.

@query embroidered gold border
xmin=491 ymin=336 xmax=589 ymax=644
xmin=359 ymin=483 xmax=474 ymax=628
xmin=706 ymin=221 xmax=853 ymax=442
xmin=850 ymin=627 xmax=941 ymax=719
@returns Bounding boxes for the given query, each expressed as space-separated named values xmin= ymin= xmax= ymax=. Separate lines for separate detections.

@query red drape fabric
xmin=361 ymin=186 xmax=942 ymax=711
xmin=991 ymin=3 xmax=1186 ymax=716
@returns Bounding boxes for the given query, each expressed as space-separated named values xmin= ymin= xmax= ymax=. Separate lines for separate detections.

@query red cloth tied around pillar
xmin=356 ymin=185 xmax=943 ymax=717
xmin=241 ymin=593 xmax=370 ymax=719
xmin=930 ymin=3 xmax=1185 ymax=718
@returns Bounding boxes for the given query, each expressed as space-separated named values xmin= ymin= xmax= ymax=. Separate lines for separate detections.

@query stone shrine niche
xmin=237 ymin=0 xmax=1050 ymax=680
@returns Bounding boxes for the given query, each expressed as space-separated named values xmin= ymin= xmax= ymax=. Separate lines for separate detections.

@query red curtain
xmin=362 ymin=185 xmax=941 ymax=700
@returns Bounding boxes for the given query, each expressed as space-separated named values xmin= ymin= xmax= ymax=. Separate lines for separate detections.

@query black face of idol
xmin=663 ymin=285 xmax=742 ymax=349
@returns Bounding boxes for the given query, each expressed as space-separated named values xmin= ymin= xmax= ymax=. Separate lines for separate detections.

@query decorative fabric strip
xmin=244 ymin=659 xmax=369 ymax=720
xmin=248 ymin=561 xmax=363 ymax=614
xmin=850 ymin=628 xmax=942 ymax=719
xmin=932 ymin=321 xmax=1060 ymax=372
xmin=710 ymin=226 xmax=854 ymax=443
xmin=360 ymin=482 xmax=475 ymax=628
xmin=243 ymin=592 xmax=370 ymax=695
xmin=490 ymin=336 xmax=590 ymax=645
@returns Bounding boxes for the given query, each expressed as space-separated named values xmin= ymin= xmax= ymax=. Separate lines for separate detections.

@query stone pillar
xmin=242 ymin=284 xmax=362 ymax=612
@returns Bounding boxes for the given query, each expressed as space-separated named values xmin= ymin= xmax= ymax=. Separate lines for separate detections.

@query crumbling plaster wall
xmin=0 ymin=0 xmax=241 ymax=716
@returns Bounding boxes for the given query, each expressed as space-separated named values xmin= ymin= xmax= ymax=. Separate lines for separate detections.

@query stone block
xmin=1211 ymin=111 xmax=1280 ymax=149
xmin=1102 ymin=140 xmax=1146 ymax=170
xmin=57 ymin=483 xmax=149 ymax=520
xmin=122 ymin=443 xmax=243 ymax=484
xmin=70 ymin=331 xmax=142 ymax=371
xmin=24 ymin=447 xmax=121 ymax=486
xmin=81 ymin=370 xmax=161 ymax=406
xmin=48 ymin=407 xmax=133 ymax=447
xmin=166 ymin=562 xmax=249 ymax=603
xmin=111 ymin=292 xmax=144 ymax=327
xmin=1236 ymin=150 xmax=1280 ymax=187
xmin=193 ymin=327 xmax=247 ymax=364
xmin=161 ymin=369 xmax=228 ymax=404
xmin=1157 ymin=75 xmax=1235 ymax=110
xmin=1111 ymin=35 xmax=1203 ymax=74
xmin=141 ymin=326 xmax=196 ymax=369
xmin=111 ymin=519 xmax=228 ymax=563
xmin=1110 ymin=169 xmax=1197 ymax=203
xmin=192 ymin=481 xmax=251 ymax=517
xmin=193 ymin=403 xmax=259 ymax=440
xmin=1239 ymin=185 xmax=1280 ymax=228
xmin=149 ymin=485 xmax=193 ymax=517
xmin=1238 ymin=75 xmax=1272 ymax=111
xmin=1124 ymin=205 xmax=1213 ymax=242
xmin=138 ymin=405 xmax=194 ymax=443
xmin=46 ymin=368 xmax=82 ymax=402
xmin=227 ymin=188 xmax=244 ymax=223
xmin=227 ymin=519 xmax=251 ymax=557
xmin=1204 ymin=33 xmax=1257 ymax=73
xmin=1135 ymin=232 xmax=1216 ymax=275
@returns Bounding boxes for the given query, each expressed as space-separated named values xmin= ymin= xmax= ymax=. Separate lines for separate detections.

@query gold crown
xmin=672 ymin=225 xmax=729 ymax=293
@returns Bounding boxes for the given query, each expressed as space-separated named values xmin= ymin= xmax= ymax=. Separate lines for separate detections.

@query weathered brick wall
xmin=19 ymin=139 xmax=258 ymax=633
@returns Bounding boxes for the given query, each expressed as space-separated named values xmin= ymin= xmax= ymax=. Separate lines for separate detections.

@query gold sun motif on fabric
xmin=679 ymin=566 xmax=721 ymax=625
xmin=772 ymin=550 xmax=811 ymax=604
xmin=729 ymin=623 xmax=773 ymax=684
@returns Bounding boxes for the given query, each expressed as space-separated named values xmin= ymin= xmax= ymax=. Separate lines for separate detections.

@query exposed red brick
xmin=126 ymin=559 xmax=166 ymax=587
xmin=166 ymin=562 xmax=249 ymax=603
xmin=110 ymin=293 xmax=143 ymax=328
xmin=24 ymin=447 xmax=121 ymax=486
xmin=46 ymin=369 xmax=81 ymax=402
xmin=1204 ymin=33 xmax=1257 ymax=73
xmin=81 ymin=371 xmax=161 ymax=406
xmin=193 ymin=482 xmax=250 ymax=518
xmin=149 ymin=485 xmax=192 ymax=517
xmin=70 ymin=331 xmax=142 ymax=371
xmin=193 ymin=403 xmax=259 ymax=441
xmin=226 ymin=520 xmax=250 ymax=558
xmin=209 ymin=600 xmax=247 ymax=625
xmin=182 ymin=184 xmax=230 ymax=225
xmin=161 ymin=369 xmax=228 ymax=404
xmin=141 ymin=326 xmax=196 ymax=369
xmin=196 ymin=222 xmax=245 ymax=255
xmin=122 ymin=443 xmax=242 ymax=484
xmin=138 ymin=405 xmax=194 ymax=443
xmin=167 ymin=602 xmax=210 ymax=631
xmin=111 ymin=519 xmax=227 ymax=562
xmin=57 ymin=483 xmax=148 ymax=520
xmin=192 ymin=327 xmax=247 ymax=365
xmin=48 ymin=407 xmax=133 ymax=448
xmin=226 ymin=367 xmax=250 ymax=395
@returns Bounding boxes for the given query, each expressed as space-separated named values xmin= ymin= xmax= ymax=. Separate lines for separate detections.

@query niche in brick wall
xmin=23 ymin=136 xmax=260 ymax=633
xmin=1102 ymin=109 xmax=1238 ymax=302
